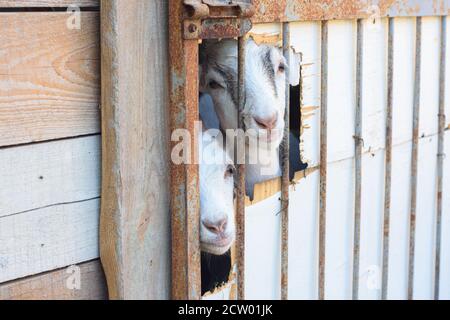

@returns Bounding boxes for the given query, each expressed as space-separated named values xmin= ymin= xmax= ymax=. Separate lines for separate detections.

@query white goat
xmin=199 ymin=130 xmax=236 ymax=256
xmin=199 ymin=38 xmax=287 ymax=198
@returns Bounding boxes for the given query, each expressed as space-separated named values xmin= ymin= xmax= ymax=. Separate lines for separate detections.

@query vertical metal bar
xmin=281 ymin=22 xmax=291 ymax=301
xmin=319 ymin=20 xmax=328 ymax=301
xmin=236 ymin=36 xmax=247 ymax=301
xmin=435 ymin=15 xmax=447 ymax=301
xmin=169 ymin=0 xmax=201 ymax=300
xmin=408 ymin=16 xmax=422 ymax=301
xmin=382 ymin=17 xmax=395 ymax=301
xmin=352 ymin=19 xmax=364 ymax=301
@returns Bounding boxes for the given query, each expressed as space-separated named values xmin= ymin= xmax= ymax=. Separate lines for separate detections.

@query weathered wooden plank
xmin=0 ymin=12 xmax=100 ymax=147
xmin=0 ymin=135 xmax=101 ymax=217
xmin=100 ymin=0 xmax=170 ymax=300
xmin=0 ymin=260 xmax=107 ymax=300
xmin=0 ymin=0 xmax=98 ymax=7
xmin=0 ymin=198 xmax=100 ymax=283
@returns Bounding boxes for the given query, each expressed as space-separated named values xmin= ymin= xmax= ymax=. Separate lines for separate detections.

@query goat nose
xmin=203 ymin=217 xmax=228 ymax=235
xmin=254 ymin=113 xmax=278 ymax=130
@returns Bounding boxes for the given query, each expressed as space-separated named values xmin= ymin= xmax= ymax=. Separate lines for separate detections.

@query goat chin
xmin=201 ymin=241 xmax=233 ymax=256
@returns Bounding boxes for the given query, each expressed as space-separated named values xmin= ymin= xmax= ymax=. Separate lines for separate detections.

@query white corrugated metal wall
xmin=243 ymin=16 xmax=450 ymax=300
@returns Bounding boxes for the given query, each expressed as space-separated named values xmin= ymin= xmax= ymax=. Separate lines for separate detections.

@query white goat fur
xmin=200 ymin=131 xmax=236 ymax=255
xmin=200 ymin=39 xmax=287 ymax=197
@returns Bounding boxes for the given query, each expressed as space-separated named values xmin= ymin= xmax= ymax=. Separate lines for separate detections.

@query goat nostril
xmin=218 ymin=218 xmax=227 ymax=233
xmin=203 ymin=218 xmax=228 ymax=235
xmin=254 ymin=114 xmax=278 ymax=130
xmin=209 ymin=226 xmax=219 ymax=233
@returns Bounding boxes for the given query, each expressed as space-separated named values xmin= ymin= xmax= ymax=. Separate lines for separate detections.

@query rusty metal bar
xmin=183 ymin=18 xmax=253 ymax=40
xmin=318 ymin=20 xmax=328 ymax=301
xmin=236 ymin=35 xmax=247 ymax=301
xmin=169 ymin=0 xmax=202 ymax=300
xmin=280 ymin=22 xmax=290 ymax=301
xmin=435 ymin=15 xmax=447 ymax=301
xmin=251 ymin=0 xmax=450 ymax=23
xmin=381 ymin=17 xmax=395 ymax=301
xmin=408 ymin=16 xmax=422 ymax=301
xmin=352 ymin=18 xmax=364 ymax=301
xmin=183 ymin=0 xmax=254 ymax=39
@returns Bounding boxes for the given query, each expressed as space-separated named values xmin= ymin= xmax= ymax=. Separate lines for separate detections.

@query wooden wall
xmin=0 ymin=0 xmax=106 ymax=299
xmin=0 ymin=0 xmax=171 ymax=301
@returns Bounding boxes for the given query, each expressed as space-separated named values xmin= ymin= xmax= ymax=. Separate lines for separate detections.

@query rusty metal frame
xmin=169 ymin=0 xmax=450 ymax=301
xmin=183 ymin=0 xmax=254 ymax=39
xmin=236 ymin=36 xmax=247 ymax=301
xmin=280 ymin=22 xmax=291 ymax=301
xmin=382 ymin=17 xmax=395 ymax=301
xmin=435 ymin=16 xmax=447 ymax=301
xmin=318 ymin=20 xmax=328 ymax=301
xmin=169 ymin=0 xmax=202 ymax=300
xmin=251 ymin=0 xmax=450 ymax=23
xmin=170 ymin=0 xmax=255 ymax=300
xmin=408 ymin=16 xmax=422 ymax=301
xmin=352 ymin=18 xmax=364 ymax=301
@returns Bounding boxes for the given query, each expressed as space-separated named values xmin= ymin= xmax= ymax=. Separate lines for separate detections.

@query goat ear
xmin=199 ymin=64 xmax=208 ymax=93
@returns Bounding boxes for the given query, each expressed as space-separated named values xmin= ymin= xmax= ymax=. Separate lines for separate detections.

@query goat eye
xmin=209 ymin=80 xmax=223 ymax=89
xmin=225 ymin=165 xmax=235 ymax=178
xmin=278 ymin=63 xmax=286 ymax=73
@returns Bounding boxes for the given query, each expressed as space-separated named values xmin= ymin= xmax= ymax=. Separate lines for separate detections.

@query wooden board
xmin=0 ymin=12 xmax=100 ymax=147
xmin=0 ymin=198 xmax=100 ymax=283
xmin=0 ymin=260 xmax=107 ymax=300
xmin=100 ymin=0 xmax=170 ymax=300
xmin=0 ymin=135 xmax=101 ymax=217
xmin=0 ymin=0 xmax=98 ymax=7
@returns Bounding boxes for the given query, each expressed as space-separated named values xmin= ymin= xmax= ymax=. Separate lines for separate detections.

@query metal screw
xmin=188 ymin=24 xmax=197 ymax=33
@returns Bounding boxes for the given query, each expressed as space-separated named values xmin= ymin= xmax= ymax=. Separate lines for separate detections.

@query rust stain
xmin=169 ymin=0 xmax=201 ymax=300
xmin=253 ymin=0 xmax=367 ymax=22
xmin=201 ymin=19 xmax=249 ymax=39
xmin=251 ymin=0 xmax=448 ymax=23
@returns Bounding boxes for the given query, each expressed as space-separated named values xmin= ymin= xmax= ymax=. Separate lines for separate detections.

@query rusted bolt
xmin=188 ymin=24 xmax=197 ymax=33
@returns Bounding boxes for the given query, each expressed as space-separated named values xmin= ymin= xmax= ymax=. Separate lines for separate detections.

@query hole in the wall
xmin=289 ymin=81 xmax=309 ymax=179
xmin=201 ymin=250 xmax=232 ymax=295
